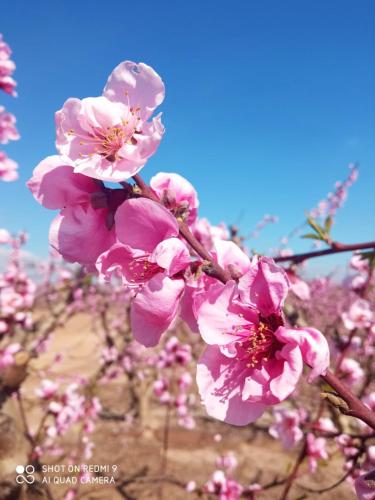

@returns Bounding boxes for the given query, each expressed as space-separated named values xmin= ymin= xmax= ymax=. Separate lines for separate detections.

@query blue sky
xmin=1 ymin=0 xmax=374 ymax=270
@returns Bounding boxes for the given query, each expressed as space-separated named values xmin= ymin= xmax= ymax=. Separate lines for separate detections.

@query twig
xmin=274 ymin=241 xmax=375 ymax=264
xmin=278 ymin=441 xmax=307 ymax=500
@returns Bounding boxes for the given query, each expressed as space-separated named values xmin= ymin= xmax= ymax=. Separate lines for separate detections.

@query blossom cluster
xmin=0 ymin=33 xmax=19 ymax=181
xmin=309 ymin=163 xmax=359 ymax=222
xmin=27 ymin=60 xmax=331 ymax=431
xmin=0 ymin=230 xmax=35 ymax=335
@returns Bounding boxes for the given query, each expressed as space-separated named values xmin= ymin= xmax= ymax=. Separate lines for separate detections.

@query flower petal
xmin=195 ymin=281 xmax=255 ymax=345
xmin=197 ymin=345 xmax=266 ymax=426
xmin=150 ymin=238 xmax=191 ymax=276
xmin=103 ymin=61 xmax=165 ymax=119
xmin=269 ymin=344 xmax=303 ymax=401
xmin=49 ymin=206 xmax=115 ymax=267
xmin=239 ymin=256 xmax=290 ymax=316
xmin=274 ymin=326 xmax=330 ymax=381
xmin=115 ymin=198 xmax=179 ymax=253
xmin=27 ymin=155 xmax=97 ymax=209
xmin=131 ymin=275 xmax=184 ymax=347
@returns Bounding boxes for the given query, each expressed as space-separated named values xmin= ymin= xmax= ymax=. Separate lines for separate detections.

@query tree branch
xmin=274 ymin=241 xmax=375 ymax=264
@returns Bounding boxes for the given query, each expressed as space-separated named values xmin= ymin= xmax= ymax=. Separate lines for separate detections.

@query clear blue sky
xmin=1 ymin=0 xmax=374 ymax=267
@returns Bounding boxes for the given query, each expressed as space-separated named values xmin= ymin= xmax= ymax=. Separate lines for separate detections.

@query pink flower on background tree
xmin=0 ymin=150 xmax=18 ymax=181
xmin=195 ymin=256 xmax=330 ymax=425
xmin=0 ymin=34 xmax=17 ymax=97
xmin=55 ymin=61 xmax=164 ymax=182
xmin=355 ymin=470 xmax=375 ymax=500
xmin=0 ymin=105 xmax=19 ymax=144
xmin=342 ymin=299 xmax=373 ymax=331
xmin=306 ymin=433 xmax=329 ymax=473
xmin=269 ymin=407 xmax=306 ymax=449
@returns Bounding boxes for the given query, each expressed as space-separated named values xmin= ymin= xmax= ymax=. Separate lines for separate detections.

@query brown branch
xmin=321 ymin=370 xmax=375 ymax=429
xmin=278 ymin=441 xmax=307 ymax=500
xmin=274 ymin=241 xmax=375 ymax=264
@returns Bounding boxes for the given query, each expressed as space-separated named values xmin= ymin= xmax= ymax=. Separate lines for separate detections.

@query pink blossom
xmin=0 ymin=343 xmax=21 ymax=370
xmin=269 ymin=408 xmax=305 ymax=449
xmin=0 ymin=75 xmax=17 ymax=96
xmin=342 ymin=299 xmax=373 ymax=330
xmin=204 ymin=470 xmax=243 ymax=499
xmin=354 ymin=469 xmax=375 ymax=499
xmin=195 ymin=257 xmax=329 ymax=425
xmin=213 ymin=239 xmax=251 ymax=279
xmin=191 ymin=217 xmax=229 ymax=250
xmin=27 ymin=155 xmax=117 ymax=267
xmin=55 ymin=61 xmax=164 ymax=182
xmin=309 ymin=164 xmax=358 ymax=221
xmin=350 ymin=253 xmax=369 ymax=273
xmin=0 ymin=106 xmax=19 ymax=144
xmin=287 ymin=270 xmax=311 ymax=301
xmin=215 ymin=452 xmax=238 ymax=473
xmin=0 ymin=34 xmax=17 ymax=96
xmin=363 ymin=393 xmax=375 ymax=412
xmin=250 ymin=214 xmax=279 ymax=239
xmin=339 ymin=358 xmax=364 ymax=387
xmin=153 ymin=378 xmax=169 ymax=399
xmin=349 ymin=274 xmax=368 ymax=292
xmin=314 ymin=417 xmax=337 ymax=434
xmin=306 ymin=433 xmax=328 ymax=473
xmin=178 ymin=372 xmax=193 ymax=390
xmin=36 ymin=379 xmax=59 ymax=400
xmin=0 ymin=228 xmax=11 ymax=244
xmin=0 ymin=151 xmax=18 ymax=181
xmin=150 ymin=172 xmax=199 ymax=225
xmin=186 ymin=480 xmax=196 ymax=492
xmin=97 ymin=198 xmax=190 ymax=346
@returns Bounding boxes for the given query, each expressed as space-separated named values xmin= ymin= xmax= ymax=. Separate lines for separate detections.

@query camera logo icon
xmin=15 ymin=465 xmax=35 ymax=484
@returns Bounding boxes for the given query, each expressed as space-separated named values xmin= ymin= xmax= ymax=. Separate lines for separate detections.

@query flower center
xmin=128 ymin=257 xmax=162 ymax=284
xmin=235 ymin=320 xmax=280 ymax=369
xmin=68 ymin=106 xmax=142 ymax=162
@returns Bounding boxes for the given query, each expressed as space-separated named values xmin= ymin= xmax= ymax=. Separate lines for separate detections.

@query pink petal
xmin=73 ymin=153 xmax=142 ymax=183
xmin=131 ymin=275 xmax=184 ymax=347
xmin=150 ymin=171 xmax=199 ymax=225
xmin=197 ymin=345 xmax=266 ymax=426
xmin=103 ymin=61 xmax=165 ymax=120
xmin=242 ymin=367 xmax=271 ymax=402
xmin=354 ymin=470 xmax=375 ymax=500
xmin=213 ymin=239 xmax=251 ymax=277
xmin=150 ymin=238 xmax=191 ymax=276
xmin=96 ymin=243 xmax=145 ymax=284
xmin=27 ymin=155 xmax=97 ymax=209
xmin=195 ymin=281 xmax=257 ymax=345
xmin=49 ymin=206 xmax=115 ymax=267
xmin=239 ymin=256 xmax=290 ymax=316
xmin=115 ymin=198 xmax=179 ymax=253
xmin=274 ymin=326 xmax=330 ymax=381
xmin=179 ymin=285 xmax=199 ymax=333
xmin=55 ymin=98 xmax=87 ymax=158
xmin=78 ymin=96 xmax=126 ymax=130
xmin=269 ymin=344 xmax=303 ymax=401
